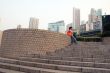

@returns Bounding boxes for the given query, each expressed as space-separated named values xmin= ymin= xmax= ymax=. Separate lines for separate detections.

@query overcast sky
xmin=0 ymin=0 xmax=110 ymax=31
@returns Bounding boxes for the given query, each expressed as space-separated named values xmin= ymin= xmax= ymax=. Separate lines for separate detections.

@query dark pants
xmin=71 ymin=36 xmax=77 ymax=44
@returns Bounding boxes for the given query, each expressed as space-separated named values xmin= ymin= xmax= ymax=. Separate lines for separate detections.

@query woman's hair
xmin=69 ymin=27 xmax=72 ymax=30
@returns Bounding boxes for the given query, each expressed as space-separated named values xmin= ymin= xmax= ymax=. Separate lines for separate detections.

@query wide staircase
xmin=0 ymin=42 xmax=110 ymax=73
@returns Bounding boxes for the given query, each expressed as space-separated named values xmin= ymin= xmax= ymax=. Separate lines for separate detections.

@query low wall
xmin=0 ymin=29 xmax=70 ymax=58
xmin=102 ymin=37 xmax=110 ymax=44
xmin=0 ymin=31 xmax=2 ymax=46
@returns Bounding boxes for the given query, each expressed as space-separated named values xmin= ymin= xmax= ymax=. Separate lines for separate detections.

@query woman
xmin=67 ymin=27 xmax=77 ymax=44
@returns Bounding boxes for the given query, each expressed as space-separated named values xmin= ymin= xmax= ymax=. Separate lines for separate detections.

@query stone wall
xmin=0 ymin=29 xmax=70 ymax=58
xmin=102 ymin=37 xmax=110 ymax=45
xmin=0 ymin=31 xmax=2 ymax=46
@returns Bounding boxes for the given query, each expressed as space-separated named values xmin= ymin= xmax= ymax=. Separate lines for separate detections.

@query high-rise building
xmin=96 ymin=9 xmax=102 ymax=16
xmin=29 ymin=17 xmax=39 ymax=29
xmin=73 ymin=8 xmax=80 ymax=34
xmin=96 ymin=9 xmax=102 ymax=30
xmin=48 ymin=20 xmax=65 ymax=33
xmin=88 ymin=8 xmax=102 ymax=31
xmin=102 ymin=15 xmax=110 ymax=34
xmin=89 ymin=8 xmax=97 ymax=23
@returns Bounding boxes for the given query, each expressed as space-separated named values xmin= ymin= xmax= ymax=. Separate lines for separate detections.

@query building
xmin=29 ymin=17 xmax=39 ymax=29
xmin=89 ymin=23 xmax=94 ymax=31
xmin=80 ymin=22 xmax=90 ymax=33
xmin=89 ymin=8 xmax=97 ymax=23
xmin=96 ymin=9 xmax=102 ymax=17
xmin=73 ymin=8 xmax=80 ymax=34
xmin=102 ymin=15 xmax=110 ymax=35
xmin=48 ymin=20 xmax=65 ymax=33
xmin=93 ymin=21 xmax=101 ymax=30
xmin=96 ymin=9 xmax=102 ymax=30
xmin=80 ymin=24 xmax=86 ymax=33
xmin=86 ymin=22 xmax=90 ymax=31
xmin=88 ymin=8 xmax=102 ymax=31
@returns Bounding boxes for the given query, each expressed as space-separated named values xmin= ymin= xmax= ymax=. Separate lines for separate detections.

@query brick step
xmin=46 ymin=43 xmax=110 ymax=59
xmin=49 ymin=48 xmax=107 ymax=58
xmin=0 ymin=57 xmax=110 ymax=73
xmin=0 ymin=68 xmax=25 ymax=73
xmin=17 ymin=57 xmax=110 ymax=69
xmin=0 ymin=62 xmax=79 ymax=73
xmin=24 ymin=55 xmax=110 ymax=63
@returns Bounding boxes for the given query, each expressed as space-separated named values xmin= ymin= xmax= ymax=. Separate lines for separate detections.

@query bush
xmin=77 ymin=37 xmax=102 ymax=42
xmin=101 ymin=31 xmax=110 ymax=37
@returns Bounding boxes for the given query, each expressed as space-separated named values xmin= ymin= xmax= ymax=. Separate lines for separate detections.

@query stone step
xmin=24 ymin=55 xmax=110 ymax=63
xmin=0 ymin=62 xmax=79 ymax=73
xmin=0 ymin=57 xmax=110 ymax=73
xmin=17 ymin=57 xmax=110 ymax=69
xmin=46 ymin=43 xmax=110 ymax=59
xmin=0 ymin=68 xmax=25 ymax=73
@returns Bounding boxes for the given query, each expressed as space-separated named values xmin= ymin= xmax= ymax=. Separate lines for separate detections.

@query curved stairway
xmin=0 ymin=56 xmax=110 ymax=73
xmin=0 ymin=42 xmax=110 ymax=73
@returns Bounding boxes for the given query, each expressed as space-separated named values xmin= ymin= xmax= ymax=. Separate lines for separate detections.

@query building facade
xmin=80 ymin=22 xmax=90 ymax=33
xmin=73 ymin=8 xmax=80 ymax=34
xmin=29 ymin=17 xmax=39 ymax=29
xmin=88 ymin=8 xmax=102 ymax=31
xmin=80 ymin=24 xmax=86 ymax=33
xmin=48 ymin=20 xmax=65 ymax=33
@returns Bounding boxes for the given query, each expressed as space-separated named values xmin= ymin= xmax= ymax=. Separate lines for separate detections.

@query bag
xmin=67 ymin=31 xmax=72 ymax=37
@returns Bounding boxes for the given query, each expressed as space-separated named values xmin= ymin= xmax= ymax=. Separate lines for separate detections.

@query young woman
xmin=67 ymin=27 xmax=77 ymax=44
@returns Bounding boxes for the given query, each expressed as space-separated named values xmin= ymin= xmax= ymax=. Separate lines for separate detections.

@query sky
xmin=0 ymin=0 xmax=110 ymax=31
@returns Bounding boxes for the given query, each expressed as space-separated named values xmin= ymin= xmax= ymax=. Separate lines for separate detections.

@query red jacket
xmin=67 ymin=30 xmax=73 ymax=37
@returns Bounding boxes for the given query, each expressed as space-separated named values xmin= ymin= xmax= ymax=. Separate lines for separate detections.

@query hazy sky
xmin=0 ymin=0 xmax=110 ymax=31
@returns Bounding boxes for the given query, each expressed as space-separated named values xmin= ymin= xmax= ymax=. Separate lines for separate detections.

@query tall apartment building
xmin=88 ymin=8 xmax=102 ymax=31
xmin=29 ymin=17 xmax=39 ymax=29
xmin=73 ymin=8 xmax=80 ymax=34
xmin=48 ymin=20 xmax=65 ymax=33
xmin=89 ymin=8 xmax=97 ymax=23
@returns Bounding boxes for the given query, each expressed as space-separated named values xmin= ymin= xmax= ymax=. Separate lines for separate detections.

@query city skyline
xmin=0 ymin=0 xmax=110 ymax=31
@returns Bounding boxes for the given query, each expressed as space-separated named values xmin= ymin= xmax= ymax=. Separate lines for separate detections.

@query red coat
xmin=67 ymin=30 xmax=73 ymax=37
